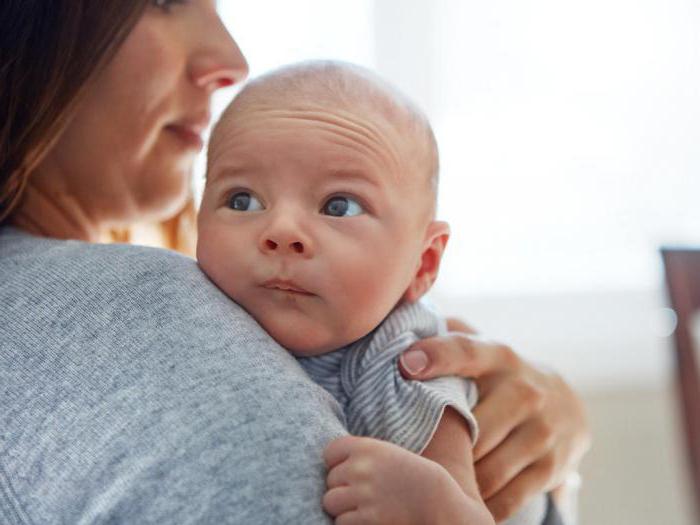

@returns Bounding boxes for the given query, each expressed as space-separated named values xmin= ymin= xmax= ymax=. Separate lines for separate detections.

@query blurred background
xmin=198 ymin=1 xmax=700 ymax=523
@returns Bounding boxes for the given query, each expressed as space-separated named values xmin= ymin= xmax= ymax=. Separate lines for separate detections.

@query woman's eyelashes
xmin=151 ymin=0 xmax=187 ymax=13
xmin=321 ymin=196 xmax=364 ymax=217
xmin=228 ymin=191 xmax=264 ymax=211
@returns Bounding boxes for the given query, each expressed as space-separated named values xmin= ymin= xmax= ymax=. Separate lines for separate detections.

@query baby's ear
xmin=402 ymin=221 xmax=450 ymax=304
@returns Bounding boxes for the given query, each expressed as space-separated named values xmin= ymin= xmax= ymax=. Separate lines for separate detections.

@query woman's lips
xmin=165 ymin=124 xmax=204 ymax=151
xmin=261 ymin=279 xmax=314 ymax=296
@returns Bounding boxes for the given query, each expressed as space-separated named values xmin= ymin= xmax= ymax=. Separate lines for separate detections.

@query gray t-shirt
xmin=0 ymin=227 xmax=344 ymax=524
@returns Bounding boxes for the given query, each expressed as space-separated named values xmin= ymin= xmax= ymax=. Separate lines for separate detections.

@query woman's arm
xmin=399 ymin=319 xmax=591 ymax=522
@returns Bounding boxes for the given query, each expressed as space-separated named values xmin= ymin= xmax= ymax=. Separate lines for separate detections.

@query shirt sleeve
xmin=339 ymin=301 xmax=479 ymax=454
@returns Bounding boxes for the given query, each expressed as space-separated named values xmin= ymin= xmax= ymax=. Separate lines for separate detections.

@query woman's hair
xmin=0 ymin=0 xmax=197 ymax=254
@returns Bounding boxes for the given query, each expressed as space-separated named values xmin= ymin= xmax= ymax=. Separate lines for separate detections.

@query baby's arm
xmin=421 ymin=407 xmax=484 ymax=504
xmin=323 ymin=434 xmax=495 ymax=525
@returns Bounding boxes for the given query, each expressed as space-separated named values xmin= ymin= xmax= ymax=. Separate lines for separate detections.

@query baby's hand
xmin=322 ymin=435 xmax=494 ymax=525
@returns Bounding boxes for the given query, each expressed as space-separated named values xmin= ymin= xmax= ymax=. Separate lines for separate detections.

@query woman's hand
xmin=398 ymin=319 xmax=591 ymax=522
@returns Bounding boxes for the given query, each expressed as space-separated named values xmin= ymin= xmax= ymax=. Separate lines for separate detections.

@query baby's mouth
xmin=261 ymin=279 xmax=314 ymax=296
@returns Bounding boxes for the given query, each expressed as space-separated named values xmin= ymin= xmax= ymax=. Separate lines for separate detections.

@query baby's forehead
xmin=216 ymin=86 xmax=412 ymax=144
xmin=211 ymin=105 xmax=421 ymax=179
xmin=208 ymin=61 xmax=438 ymax=212
xmin=215 ymin=62 xmax=427 ymax=143
xmin=210 ymin=102 xmax=425 ymax=184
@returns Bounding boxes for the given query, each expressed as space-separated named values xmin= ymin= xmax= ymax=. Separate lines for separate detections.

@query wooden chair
xmin=661 ymin=247 xmax=700 ymax=518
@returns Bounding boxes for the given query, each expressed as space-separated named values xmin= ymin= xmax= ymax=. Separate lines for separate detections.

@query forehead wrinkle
xmin=230 ymin=106 xmax=405 ymax=179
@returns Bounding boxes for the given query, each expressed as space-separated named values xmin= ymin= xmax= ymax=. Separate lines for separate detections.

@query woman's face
xmin=40 ymin=0 xmax=248 ymax=225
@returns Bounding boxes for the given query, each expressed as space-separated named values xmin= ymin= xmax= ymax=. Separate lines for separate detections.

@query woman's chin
xmin=133 ymin=169 xmax=193 ymax=222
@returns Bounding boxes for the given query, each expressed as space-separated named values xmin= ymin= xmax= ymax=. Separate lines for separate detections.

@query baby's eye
xmin=321 ymin=196 xmax=364 ymax=217
xmin=228 ymin=191 xmax=264 ymax=212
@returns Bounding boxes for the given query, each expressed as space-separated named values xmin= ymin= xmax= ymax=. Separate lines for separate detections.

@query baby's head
xmin=197 ymin=60 xmax=449 ymax=356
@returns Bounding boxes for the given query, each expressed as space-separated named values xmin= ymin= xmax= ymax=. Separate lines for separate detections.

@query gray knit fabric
xmin=0 ymin=226 xmax=549 ymax=525
xmin=298 ymin=301 xmax=479 ymax=453
xmin=0 ymin=226 xmax=344 ymax=524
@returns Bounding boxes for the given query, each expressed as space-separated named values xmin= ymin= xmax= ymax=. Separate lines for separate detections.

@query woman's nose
xmin=188 ymin=14 xmax=249 ymax=91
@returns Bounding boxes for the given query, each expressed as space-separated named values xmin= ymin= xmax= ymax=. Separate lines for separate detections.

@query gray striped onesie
xmin=297 ymin=301 xmax=479 ymax=453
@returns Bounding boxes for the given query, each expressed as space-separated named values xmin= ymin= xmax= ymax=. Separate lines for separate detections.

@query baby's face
xmin=198 ymin=104 xmax=433 ymax=355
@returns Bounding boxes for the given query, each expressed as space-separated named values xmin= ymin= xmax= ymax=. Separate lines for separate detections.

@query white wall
xmin=431 ymin=288 xmax=675 ymax=392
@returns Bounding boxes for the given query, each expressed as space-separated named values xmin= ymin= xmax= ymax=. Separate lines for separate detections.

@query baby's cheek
xmin=330 ymin=285 xmax=389 ymax=342
xmin=197 ymin=232 xmax=241 ymax=300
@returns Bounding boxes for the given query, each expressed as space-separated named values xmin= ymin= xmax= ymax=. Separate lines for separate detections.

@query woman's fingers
xmin=398 ymin=316 xmax=591 ymax=520
xmin=475 ymin=419 xmax=554 ymax=499
xmin=322 ymin=486 xmax=357 ymax=517
xmin=399 ymin=332 xmax=519 ymax=380
xmin=445 ymin=317 xmax=478 ymax=334
xmin=484 ymin=457 xmax=558 ymax=522
xmin=471 ymin=375 xmax=546 ymax=461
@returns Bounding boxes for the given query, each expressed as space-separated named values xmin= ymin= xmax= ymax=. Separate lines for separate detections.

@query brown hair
xmin=0 ymin=0 xmax=197 ymax=255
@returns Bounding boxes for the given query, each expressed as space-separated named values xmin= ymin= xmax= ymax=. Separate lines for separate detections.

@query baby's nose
xmin=259 ymin=207 xmax=315 ymax=258
xmin=260 ymin=227 xmax=314 ymax=258
xmin=263 ymin=238 xmax=306 ymax=254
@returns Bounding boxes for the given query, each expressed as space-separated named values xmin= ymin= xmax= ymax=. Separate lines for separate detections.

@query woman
xmin=0 ymin=1 xmax=589 ymax=523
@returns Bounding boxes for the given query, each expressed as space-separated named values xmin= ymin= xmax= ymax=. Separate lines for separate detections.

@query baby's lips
xmin=261 ymin=278 xmax=314 ymax=295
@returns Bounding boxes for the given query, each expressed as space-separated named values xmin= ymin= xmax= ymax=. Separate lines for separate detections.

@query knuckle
xmin=539 ymin=454 xmax=558 ymax=479
xmin=535 ymin=420 xmax=556 ymax=445
xmin=446 ymin=317 xmax=463 ymax=331
xmin=352 ymin=457 xmax=374 ymax=479
xmin=331 ymin=435 xmax=355 ymax=451
xmin=326 ymin=469 xmax=336 ymax=486
xmin=477 ymin=470 xmax=500 ymax=496
xmin=459 ymin=335 xmax=476 ymax=360
xmin=491 ymin=492 xmax=523 ymax=521
xmin=355 ymin=505 xmax=379 ymax=524
xmin=327 ymin=466 xmax=346 ymax=487
xmin=455 ymin=335 xmax=478 ymax=375
xmin=499 ymin=343 xmax=520 ymax=368
xmin=322 ymin=490 xmax=341 ymax=515
xmin=355 ymin=436 xmax=380 ymax=453
xmin=514 ymin=379 xmax=545 ymax=410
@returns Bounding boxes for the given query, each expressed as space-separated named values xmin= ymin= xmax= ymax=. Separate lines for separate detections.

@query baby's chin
xmin=257 ymin=316 xmax=355 ymax=357
xmin=266 ymin=324 xmax=340 ymax=357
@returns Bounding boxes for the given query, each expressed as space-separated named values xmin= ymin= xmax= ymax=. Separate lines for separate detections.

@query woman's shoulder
xmin=0 ymin=226 xmax=220 ymax=306
xmin=0 ymin=226 xmax=344 ymax=523
xmin=0 ymin=225 xmax=200 ymax=281
xmin=0 ymin=226 xmax=247 ymax=342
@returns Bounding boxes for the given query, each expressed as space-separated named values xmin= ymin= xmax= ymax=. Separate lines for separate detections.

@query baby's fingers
xmin=326 ymin=459 xmax=354 ymax=489
xmin=336 ymin=511 xmax=365 ymax=525
xmin=323 ymin=435 xmax=361 ymax=468
xmin=322 ymin=487 xmax=357 ymax=517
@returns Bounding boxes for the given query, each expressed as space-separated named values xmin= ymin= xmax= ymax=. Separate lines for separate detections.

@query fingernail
xmin=401 ymin=350 xmax=428 ymax=375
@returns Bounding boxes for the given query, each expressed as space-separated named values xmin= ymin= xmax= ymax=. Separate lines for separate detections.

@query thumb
xmin=399 ymin=333 xmax=517 ymax=380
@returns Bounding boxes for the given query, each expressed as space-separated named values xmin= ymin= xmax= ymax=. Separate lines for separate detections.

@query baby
xmin=197 ymin=61 xmax=542 ymax=524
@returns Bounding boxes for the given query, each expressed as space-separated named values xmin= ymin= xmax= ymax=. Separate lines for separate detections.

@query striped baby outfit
xmin=297 ymin=300 xmax=479 ymax=452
